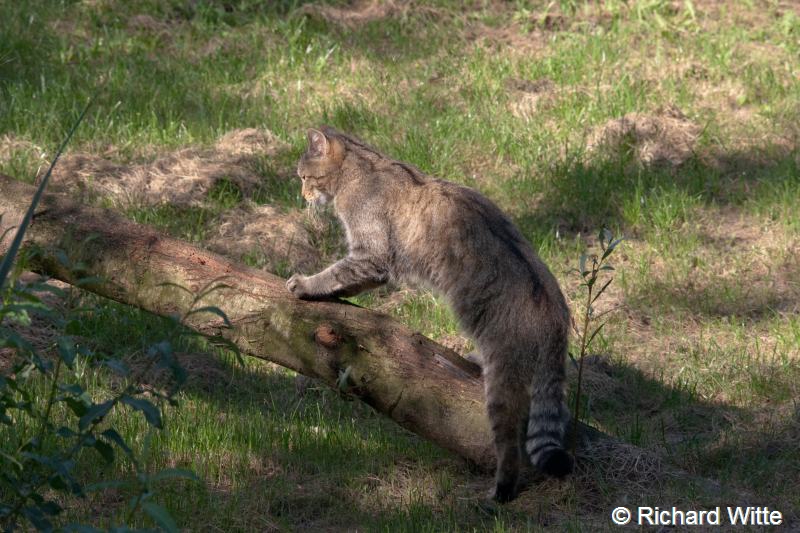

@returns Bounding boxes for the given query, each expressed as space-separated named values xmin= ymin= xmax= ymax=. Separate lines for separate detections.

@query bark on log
xmin=0 ymin=175 xmax=601 ymax=472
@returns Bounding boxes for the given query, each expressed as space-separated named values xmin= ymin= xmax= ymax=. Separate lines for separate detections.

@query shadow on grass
xmin=515 ymin=144 xmax=799 ymax=238
xmin=10 ymin=251 xmax=783 ymax=528
xmin=163 ymin=341 xmax=799 ymax=529
xmin=75 ymin=296 xmax=792 ymax=529
xmin=513 ymin=142 xmax=799 ymax=319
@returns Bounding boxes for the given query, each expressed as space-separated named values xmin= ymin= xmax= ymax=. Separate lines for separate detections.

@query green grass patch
xmin=2 ymin=0 xmax=799 ymax=529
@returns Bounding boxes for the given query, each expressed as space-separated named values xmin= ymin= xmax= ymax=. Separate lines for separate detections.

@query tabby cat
xmin=286 ymin=126 xmax=573 ymax=502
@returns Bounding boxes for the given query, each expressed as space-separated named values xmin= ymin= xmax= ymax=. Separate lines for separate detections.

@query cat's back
xmin=329 ymin=129 xmax=558 ymax=295
xmin=398 ymin=178 xmax=530 ymax=260
xmin=391 ymin=179 xmax=544 ymax=279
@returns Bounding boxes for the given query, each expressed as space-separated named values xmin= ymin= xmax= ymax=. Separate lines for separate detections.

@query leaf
xmin=48 ymin=475 xmax=68 ymax=491
xmin=25 ymin=280 xmax=66 ymax=299
xmin=58 ymin=383 xmax=85 ymax=396
xmin=586 ymin=322 xmax=606 ymax=348
xmin=567 ymin=351 xmax=579 ymax=371
xmin=121 ymin=396 xmax=162 ymax=429
xmin=55 ymin=249 xmax=71 ymax=269
xmin=579 ymin=253 xmax=588 ymax=277
xmin=39 ymin=500 xmax=62 ymax=516
xmin=103 ymin=359 xmax=130 ymax=377
xmin=152 ymin=468 xmax=200 ymax=483
xmin=57 ymin=337 xmax=77 ymax=367
xmin=93 ymin=440 xmax=114 ymax=463
xmin=1 ymin=329 xmax=35 ymax=353
xmin=591 ymin=278 xmax=614 ymax=304
xmin=2 ymin=302 xmax=51 ymax=316
xmin=600 ymin=228 xmax=612 ymax=248
xmin=101 ymin=429 xmax=133 ymax=458
xmin=64 ymin=397 xmax=88 ymax=417
xmin=147 ymin=341 xmax=173 ymax=361
xmin=79 ymin=399 xmax=115 ymax=431
xmin=653 ymin=11 xmax=667 ymax=30
xmin=142 ymin=502 xmax=178 ymax=533
xmin=107 ymin=526 xmax=137 ymax=533
xmin=56 ymin=426 xmax=78 ymax=439
xmin=22 ymin=505 xmax=53 ymax=532
xmin=21 ymin=451 xmax=57 ymax=469
xmin=0 ymin=224 xmax=16 ymax=245
xmin=602 ymin=237 xmax=625 ymax=260
xmin=184 ymin=305 xmax=232 ymax=328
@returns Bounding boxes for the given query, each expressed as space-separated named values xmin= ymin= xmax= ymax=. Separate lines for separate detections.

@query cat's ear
xmin=307 ymin=128 xmax=329 ymax=158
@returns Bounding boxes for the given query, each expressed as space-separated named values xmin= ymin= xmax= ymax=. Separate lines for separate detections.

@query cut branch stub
xmin=315 ymin=323 xmax=344 ymax=350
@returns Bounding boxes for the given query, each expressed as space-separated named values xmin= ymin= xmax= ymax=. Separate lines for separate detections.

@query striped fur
xmin=286 ymin=127 xmax=574 ymax=502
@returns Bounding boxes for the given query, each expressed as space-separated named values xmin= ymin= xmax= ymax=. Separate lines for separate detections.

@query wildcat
xmin=286 ymin=126 xmax=573 ymax=502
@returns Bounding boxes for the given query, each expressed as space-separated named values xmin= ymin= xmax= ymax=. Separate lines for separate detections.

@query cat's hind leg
xmin=482 ymin=358 xmax=529 ymax=503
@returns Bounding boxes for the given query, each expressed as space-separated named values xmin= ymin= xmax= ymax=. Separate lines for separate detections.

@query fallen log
xmin=0 ymin=174 xmax=604 ymax=472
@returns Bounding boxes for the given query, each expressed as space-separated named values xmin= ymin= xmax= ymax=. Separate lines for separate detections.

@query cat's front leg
xmin=286 ymin=273 xmax=317 ymax=299
xmin=286 ymin=257 xmax=387 ymax=300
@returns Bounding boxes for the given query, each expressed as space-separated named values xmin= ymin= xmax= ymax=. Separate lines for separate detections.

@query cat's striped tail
xmin=524 ymin=378 xmax=574 ymax=477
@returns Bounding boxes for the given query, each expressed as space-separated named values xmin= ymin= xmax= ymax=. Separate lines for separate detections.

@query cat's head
xmin=296 ymin=127 xmax=345 ymax=207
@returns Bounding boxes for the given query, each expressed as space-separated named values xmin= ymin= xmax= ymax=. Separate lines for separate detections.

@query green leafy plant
xmin=570 ymin=228 xmax=623 ymax=453
xmin=0 ymin=103 xmax=226 ymax=532
xmin=0 ymin=265 xmax=215 ymax=531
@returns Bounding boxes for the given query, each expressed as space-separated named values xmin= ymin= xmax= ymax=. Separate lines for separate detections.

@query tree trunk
xmin=0 ymin=175 xmax=604 ymax=472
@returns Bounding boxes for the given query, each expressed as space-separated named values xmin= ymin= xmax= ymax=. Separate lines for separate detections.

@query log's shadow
xmin=130 ymin=325 xmax=797 ymax=530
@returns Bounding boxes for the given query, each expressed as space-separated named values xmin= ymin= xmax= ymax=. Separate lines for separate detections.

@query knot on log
xmin=315 ymin=323 xmax=343 ymax=349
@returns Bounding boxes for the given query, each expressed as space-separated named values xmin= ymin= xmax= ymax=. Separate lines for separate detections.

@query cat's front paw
xmin=286 ymin=273 xmax=312 ymax=299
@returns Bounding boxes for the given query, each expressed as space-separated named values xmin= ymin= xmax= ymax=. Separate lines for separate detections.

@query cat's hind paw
xmin=489 ymin=480 xmax=519 ymax=504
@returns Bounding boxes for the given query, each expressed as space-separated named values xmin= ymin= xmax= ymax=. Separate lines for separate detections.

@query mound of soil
xmin=506 ymin=77 xmax=557 ymax=121
xmin=296 ymin=0 xmax=402 ymax=28
xmin=127 ymin=14 xmax=170 ymax=34
xmin=587 ymin=106 xmax=701 ymax=166
xmin=204 ymin=203 xmax=320 ymax=273
xmin=45 ymin=128 xmax=287 ymax=206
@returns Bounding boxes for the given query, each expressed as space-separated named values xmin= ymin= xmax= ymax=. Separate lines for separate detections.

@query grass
xmin=1 ymin=0 xmax=799 ymax=529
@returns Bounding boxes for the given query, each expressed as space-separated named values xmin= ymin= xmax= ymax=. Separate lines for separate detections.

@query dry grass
xmin=586 ymin=105 xmax=702 ymax=167
xmin=45 ymin=128 xmax=287 ymax=207
xmin=296 ymin=0 xmax=406 ymax=28
xmin=205 ymin=203 xmax=320 ymax=273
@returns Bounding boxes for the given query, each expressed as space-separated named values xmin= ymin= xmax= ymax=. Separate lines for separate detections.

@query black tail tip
xmin=540 ymin=448 xmax=574 ymax=478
